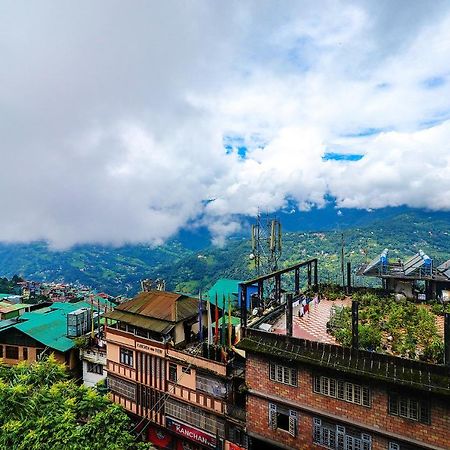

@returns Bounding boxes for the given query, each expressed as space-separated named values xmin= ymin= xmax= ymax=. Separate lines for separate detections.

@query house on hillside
xmin=0 ymin=301 xmax=92 ymax=371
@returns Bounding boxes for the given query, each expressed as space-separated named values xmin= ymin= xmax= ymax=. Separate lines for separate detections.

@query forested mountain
xmin=0 ymin=211 xmax=449 ymax=296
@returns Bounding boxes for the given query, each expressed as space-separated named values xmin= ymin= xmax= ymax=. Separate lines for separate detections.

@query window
xmin=108 ymin=375 xmax=136 ymax=400
xmin=119 ymin=348 xmax=133 ymax=367
xmin=169 ymin=362 xmax=177 ymax=382
xmin=87 ymin=362 xmax=103 ymax=375
xmin=23 ymin=347 xmax=28 ymax=360
xmin=0 ymin=346 xmax=3 ymax=358
xmin=388 ymin=393 xmax=430 ymax=424
xmin=5 ymin=346 xmax=19 ymax=359
xmin=181 ymin=366 xmax=191 ymax=375
xmin=314 ymin=376 xmax=370 ymax=407
xmin=165 ymin=397 xmax=225 ymax=437
xmin=196 ymin=373 xmax=227 ymax=398
xmin=389 ymin=442 xmax=422 ymax=450
xmin=269 ymin=363 xmax=298 ymax=387
xmin=313 ymin=418 xmax=371 ymax=450
xmin=268 ymin=403 xmax=298 ymax=437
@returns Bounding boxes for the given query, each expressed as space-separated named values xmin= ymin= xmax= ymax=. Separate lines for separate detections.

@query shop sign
xmin=166 ymin=417 xmax=216 ymax=449
xmin=135 ymin=341 xmax=164 ymax=355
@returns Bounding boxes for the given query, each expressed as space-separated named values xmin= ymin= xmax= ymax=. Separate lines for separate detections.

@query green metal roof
xmin=212 ymin=316 xmax=241 ymax=329
xmin=0 ymin=301 xmax=92 ymax=353
xmin=208 ymin=279 xmax=242 ymax=305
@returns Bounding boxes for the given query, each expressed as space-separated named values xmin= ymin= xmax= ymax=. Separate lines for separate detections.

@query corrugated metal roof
xmin=0 ymin=301 xmax=92 ymax=353
xmin=115 ymin=291 xmax=198 ymax=322
xmin=104 ymin=309 xmax=174 ymax=334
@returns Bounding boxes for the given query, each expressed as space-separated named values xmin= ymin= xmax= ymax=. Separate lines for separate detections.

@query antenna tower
xmin=250 ymin=211 xmax=282 ymax=275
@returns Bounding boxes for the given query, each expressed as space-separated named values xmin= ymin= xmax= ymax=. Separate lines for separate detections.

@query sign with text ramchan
xmin=166 ymin=417 xmax=216 ymax=449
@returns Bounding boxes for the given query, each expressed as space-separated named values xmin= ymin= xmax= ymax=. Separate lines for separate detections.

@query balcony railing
xmin=80 ymin=347 xmax=107 ymax=365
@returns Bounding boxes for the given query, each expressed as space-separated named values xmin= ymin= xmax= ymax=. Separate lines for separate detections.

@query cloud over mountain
xmin=1 ymin=0 xmax=450 ymax=248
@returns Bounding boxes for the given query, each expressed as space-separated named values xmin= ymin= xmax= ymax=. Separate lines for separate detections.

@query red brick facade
xmin=246 ymin=354 xmax=450 ymax=450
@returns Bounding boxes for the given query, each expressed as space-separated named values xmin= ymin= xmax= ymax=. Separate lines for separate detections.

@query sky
xmin=1 ymin=0 xmax=450 ymax=248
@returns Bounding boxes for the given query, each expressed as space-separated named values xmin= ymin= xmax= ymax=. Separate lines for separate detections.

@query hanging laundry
xmin=299 ymin=305 xmax=304 ymax=317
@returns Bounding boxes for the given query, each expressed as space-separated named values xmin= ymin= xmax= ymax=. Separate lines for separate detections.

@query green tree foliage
xmin=0 ymin=356 xmax=152 ymax=450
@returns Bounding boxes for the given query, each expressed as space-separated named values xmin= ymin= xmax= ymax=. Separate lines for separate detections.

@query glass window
xmin=313 ymin=418 xmax=371 ymax=450
xmin=314 ymin=376 xmax=370 ymax=407
xmin=87 ymin=362 xmax=103 ymax=375
xmin=5 ymin=346 xmax=19 ymax=359
xmin=108 ymin=375 xmax=136 ymax=401
xmin=388 ymin=393 xmax=430 ymax=424
xmin=169 ymin=362 xmax=177 ymax=382
xmin=269 ymin=363 xmax=297 ymax=387
xmin=119 ymin=348 xmax=133 ymax=367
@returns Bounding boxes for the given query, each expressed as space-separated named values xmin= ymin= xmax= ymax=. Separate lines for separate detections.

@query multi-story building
xmin=238 ymin=327 xmax=449 ymax=450
xmin=105 ymin=290 xmax=247 ymax=450
xmin=79 ymin=335 xmax=107 ymax=388
xmin=236 ymin=261 xmax=450 ymax=450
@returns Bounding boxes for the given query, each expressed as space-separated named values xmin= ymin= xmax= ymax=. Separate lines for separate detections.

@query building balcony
xmin=80 ymin=347 xmax=107 ymax=365
xmin=167 ymin=380 xmax=225 ymax=414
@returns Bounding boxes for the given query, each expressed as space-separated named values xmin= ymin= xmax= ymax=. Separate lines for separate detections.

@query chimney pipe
xmin=352 ymin=300 xmax=359 ymax=349
xmin=286 ymin=293 xmax=293 ymax=337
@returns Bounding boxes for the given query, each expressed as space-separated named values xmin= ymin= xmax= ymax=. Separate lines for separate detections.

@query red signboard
xmin=166 ymin=417 xmax=217 ymax=449
xmin=147 ymin=425 xmax=173 ymax=449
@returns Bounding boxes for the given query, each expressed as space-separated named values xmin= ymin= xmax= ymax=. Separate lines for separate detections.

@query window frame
xmin=119 ymin=347 xmax=134 ymax=367
xmin=313 ymin=418 xmax=372 ymax=450
xmin=388 ymin=393 xmax=430 ymax=425
xmin=268 ymin=402 xmax=298 ymax=437
xmin=313 ymin=375 xmax=371 ymax=408
xmin=269 ymin=362 xmax=298 ymax=387
xmin=168 ymin=362 xmax=177 ymax=382
xmin=5 ymin=345 xmax=19 ymax=360
xmin=87 ymin=362 xmax=104 ymax=375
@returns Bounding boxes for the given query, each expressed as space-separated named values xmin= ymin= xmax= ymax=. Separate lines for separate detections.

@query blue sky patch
xmin=223 ymin=135 xmax=248 ymax=159
xmin=342 ymin=127 xmax=384 ymax=138
xmin=423 ymin=76 xmax=446 ymax=89
xmin=323 ymin=152 xmax=364 ymax=161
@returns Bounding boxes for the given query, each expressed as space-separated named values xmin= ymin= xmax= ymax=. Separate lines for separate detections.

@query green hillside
xmin=0 ymin=212 xmax=449 ymax=296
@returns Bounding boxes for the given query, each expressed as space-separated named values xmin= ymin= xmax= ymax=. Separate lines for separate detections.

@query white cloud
xmin=1 ymin=1 xmax=450 ymax=248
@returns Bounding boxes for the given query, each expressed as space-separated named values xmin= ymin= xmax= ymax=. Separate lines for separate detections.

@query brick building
xmin=238 ymin=328 xmax=449 ymax=450
xmin=236 ymin=260 xmax=450 ymax=450
xmin=105 ymin=290 xmax=246 ymax=450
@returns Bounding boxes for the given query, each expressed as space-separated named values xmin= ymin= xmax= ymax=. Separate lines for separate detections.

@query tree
xmin=0 ymin=356 xmax=152 ymax=450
